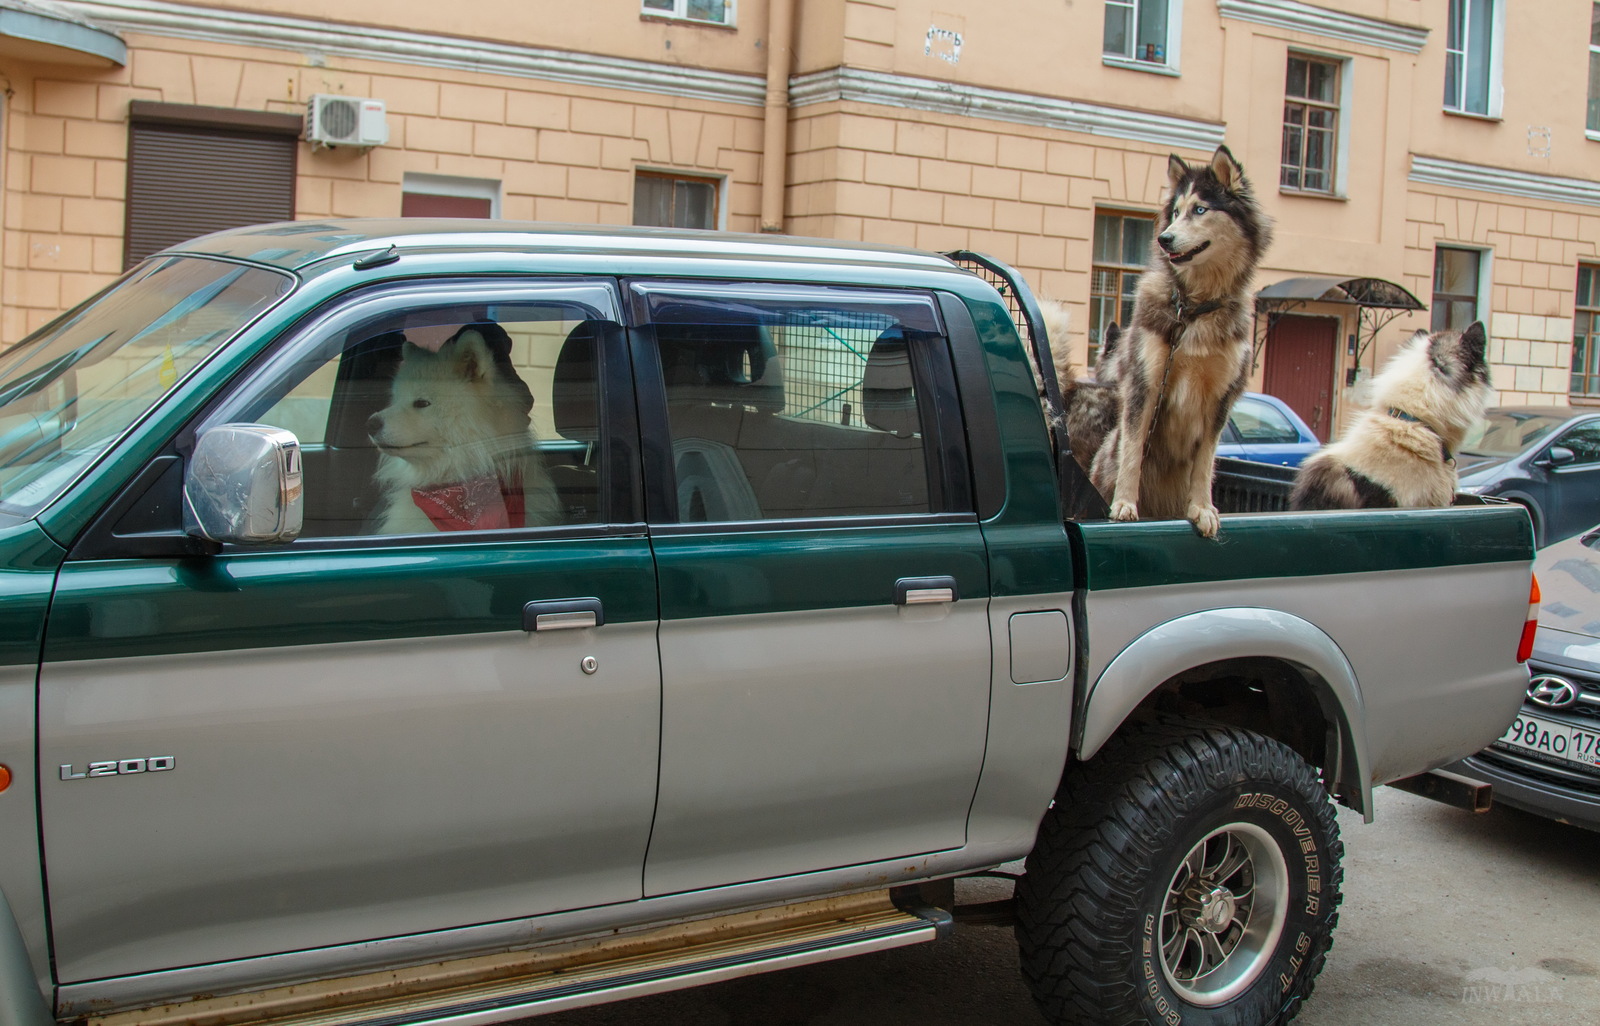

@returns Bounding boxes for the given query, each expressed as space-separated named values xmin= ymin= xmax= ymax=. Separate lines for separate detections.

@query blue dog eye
xmin=1193 ymin=204 xmax=1208 ymax=215
xmin=412 ymin=398 xmax=431 ymax=409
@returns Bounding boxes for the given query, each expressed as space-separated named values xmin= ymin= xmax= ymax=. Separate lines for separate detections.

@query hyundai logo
xmin=1527 ymin=675 xmax=1580 ymax=710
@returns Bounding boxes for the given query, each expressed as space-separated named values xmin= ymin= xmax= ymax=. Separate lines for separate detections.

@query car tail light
xmin=1516 ymin=574 xmax=1540 ymax=664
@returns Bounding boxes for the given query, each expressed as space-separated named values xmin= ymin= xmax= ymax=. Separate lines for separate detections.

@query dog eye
xmin=1192 ymin=204 xmax=1208 ymax=215
xmin=412 ymin=398 xmax=431 ymax=409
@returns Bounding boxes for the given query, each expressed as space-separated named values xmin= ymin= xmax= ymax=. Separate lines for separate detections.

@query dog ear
xmin=1210 ymin=145 xmax=1244 ymax=192
xmin=446 ymin=328 xmax=494 ymax=383
xmin=1455 ymin=321 xmax=1489 ymax=375
xmin=1167 ymin=154 xmax=1190 ymax=188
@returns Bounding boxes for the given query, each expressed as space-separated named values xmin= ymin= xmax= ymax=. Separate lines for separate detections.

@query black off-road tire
xmin=1015 ymin=719 xmax=1343 ymax=1026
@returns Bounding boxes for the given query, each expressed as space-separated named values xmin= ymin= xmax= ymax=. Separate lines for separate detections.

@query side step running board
xmin=88 ymin=893 xmax=946 ymax=1026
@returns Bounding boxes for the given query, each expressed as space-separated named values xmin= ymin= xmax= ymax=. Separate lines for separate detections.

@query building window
xmin=124 ymin=102 xmax=298 ymax=269
xmin=634 ymin=171 xmax=720 ymax=230
xmin=1589 ymin=3 xmax=1600 ymax=134
xmin=1089 ymin=211 xmax=1154 ymax=366
xmin=1281 ymin=55 xmax=1339 ymax=193
xmin=1103 ymin=0 xmax=1178 ymax=69
xmin=1431 ymin=247 xmax=1482 ymax=332
xmin=1444 ymin=0 xmax=1497 ymax=115
xmin=1574 ymin=266 xmax=1600 ymax=396
xmin=641 ymin=0 xmax=733 ymax=26
xmin=400 ymin=173 xmax=500 ymax=218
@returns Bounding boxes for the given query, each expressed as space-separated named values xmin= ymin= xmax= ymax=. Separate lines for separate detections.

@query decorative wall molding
xmin=790 ymin=67 xmax=1226 ymax=152
xmin=60 ymin=0 xmax=1227 ymax=151
xmin=1217 ymin=0 xmax=1429 ymax=55
xmin=1409 ymin=155 xmax=1600 ymax=209
xmin=60 ymin=0 xmax=767 ymax=107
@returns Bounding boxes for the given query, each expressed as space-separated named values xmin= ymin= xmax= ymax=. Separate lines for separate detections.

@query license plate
xmin=1494 ymin=711 xmax=1600 ymax=770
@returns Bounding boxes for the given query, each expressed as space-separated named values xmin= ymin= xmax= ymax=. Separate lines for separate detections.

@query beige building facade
xmin=2 ymin=0 xmax=1599 ymax=435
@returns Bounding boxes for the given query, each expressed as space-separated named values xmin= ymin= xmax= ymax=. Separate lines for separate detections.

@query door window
xmin=1554 ymin=420 xmax=1600 ymax=467
xmin=1229 ymin=396 xmax=1301 ymax=445
xmin=203 ymin=284 xmax=621 ymax=537
xmin=633 ymin=283 xmax=964 ymax=523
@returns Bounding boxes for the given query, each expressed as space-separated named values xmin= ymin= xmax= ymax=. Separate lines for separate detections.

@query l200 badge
xmin=59 ymin=757 xmax=175 ymax=780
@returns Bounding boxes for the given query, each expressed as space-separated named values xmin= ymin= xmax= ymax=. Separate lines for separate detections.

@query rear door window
xmin=629 ymin=282 xmax=968 ymax=523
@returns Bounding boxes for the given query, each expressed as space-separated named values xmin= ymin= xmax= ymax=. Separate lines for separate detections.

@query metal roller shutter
xmin=124 ymin=123 xmax=296 ymax=268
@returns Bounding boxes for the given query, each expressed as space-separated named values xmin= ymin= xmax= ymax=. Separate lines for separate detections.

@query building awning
xmin=1255 ymin=275 xmax=1424 ymax=311
xmin=0 ymin=0 xmax=125 ymax=68
xmin=1253 ymin=276 xmax=1426 ymax=382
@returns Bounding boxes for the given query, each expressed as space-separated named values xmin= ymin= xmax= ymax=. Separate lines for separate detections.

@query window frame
xmin=632 ymin=170 xmax=725 ymax=231
xmin=1573 ymin=264 xmax=1600 ymax=398
xmin=76 ymin=278 xmax=642 ymax=557
xmin=640 ymin=0 xmax=736 ymax=28
xmin=1280 ymin=52 xmax=1347 ymax=197
xmin=400 ymin=172 xmax=502 ymax=218
xmin=1431 ymin=245 xmax=1489 ymax=333
xmin=624 ymin=279 xmax=973 ymax=530
xmin=1443 ymin=0 xmax=1504 ymax=119
xmin=1101 ymin=0 xmax=1183 ymax=75
xmin=1089 ymin=209 xmax=1155 ymax=367
xmin=1588 ymin=2 xmax=1600 ymax=138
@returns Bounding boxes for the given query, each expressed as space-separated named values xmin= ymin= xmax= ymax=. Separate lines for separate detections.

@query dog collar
xmin=1386 ymin=408 xmax=1453 ymax=464
xmin=1168 ymin=286 xmax=1224 ymax=323
xmin=411 ymin=474 xmax=526 ymax=531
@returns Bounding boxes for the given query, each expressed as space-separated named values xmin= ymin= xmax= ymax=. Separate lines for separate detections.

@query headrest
xmin=863 ymin=331 xmax=919 ymax=437
xmin=658 ymin=323 xmax=784 ymax=413
xmin=553 ymin=321 xmax=601 ymax=442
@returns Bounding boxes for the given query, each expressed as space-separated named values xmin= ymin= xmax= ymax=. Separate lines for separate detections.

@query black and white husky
xmin=1075 ymin=145 xmax=1273 ymax=538
xmin=1290 ymin=322 xmax=1492 ymax=510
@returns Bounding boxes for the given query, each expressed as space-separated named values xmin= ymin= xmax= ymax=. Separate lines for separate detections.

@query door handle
xmin=894 ymin=576 xmax=958 ymax=605
xmin=522 ymin=597 xmax=604 ymax=631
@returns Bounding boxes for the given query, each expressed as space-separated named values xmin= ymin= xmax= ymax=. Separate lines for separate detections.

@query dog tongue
xmin=411 ymin=475 xmax=525 ymax=531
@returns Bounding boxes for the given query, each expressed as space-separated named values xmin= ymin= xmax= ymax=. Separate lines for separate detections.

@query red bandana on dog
xmin=411 ymin=474 xmax=526 ymax=531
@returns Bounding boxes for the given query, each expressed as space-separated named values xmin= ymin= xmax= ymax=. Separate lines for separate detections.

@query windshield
xmin=1458 ymin=410 xmax=1571 ymax=458
xmin=0 ymin=257 xmax=293 ymax=518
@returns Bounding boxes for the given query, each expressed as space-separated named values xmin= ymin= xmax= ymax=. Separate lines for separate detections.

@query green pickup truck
xmin=0 ymin=223 xmax=1534 ymax=1026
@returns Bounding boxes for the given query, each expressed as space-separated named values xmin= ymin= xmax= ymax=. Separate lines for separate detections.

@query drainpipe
xmin=759 ymin=0 xmax=794 ymax=233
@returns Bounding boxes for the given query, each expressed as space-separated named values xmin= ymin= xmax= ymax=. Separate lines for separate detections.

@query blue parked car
xmin=1217 ymin=392 xmax=1321 ymax=467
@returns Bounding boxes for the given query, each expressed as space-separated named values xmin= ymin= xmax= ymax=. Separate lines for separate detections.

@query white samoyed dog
xmin=366 ymin=323 xmax=560 ymax=534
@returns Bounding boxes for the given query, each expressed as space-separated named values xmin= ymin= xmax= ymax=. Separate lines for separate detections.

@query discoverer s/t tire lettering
xmin=1015 ymin=720 xmax=1343 ymax=1026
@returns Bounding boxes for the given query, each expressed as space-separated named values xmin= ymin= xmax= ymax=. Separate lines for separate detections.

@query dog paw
xmin=1187 ymin=503 xmax=1220 ymax=538
xmin=1110 ymin=500 xmax=1139 ymax=522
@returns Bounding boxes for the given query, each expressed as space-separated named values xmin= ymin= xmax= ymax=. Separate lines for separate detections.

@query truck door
xmin=629 ymin=281 xmax=991 ymax=894
xmin=37 ymin=281 xmax=660 ymax=982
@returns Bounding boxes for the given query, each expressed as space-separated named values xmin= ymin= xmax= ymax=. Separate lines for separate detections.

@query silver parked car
xmin=1448 ymin=525 xmax=1600 ymax=831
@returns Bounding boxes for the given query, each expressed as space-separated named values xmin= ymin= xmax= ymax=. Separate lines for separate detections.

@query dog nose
xmin=366 ymin=412 xmax=384 ymax=436
xmin=1157 ymin=232 xmax=1176 ymax=251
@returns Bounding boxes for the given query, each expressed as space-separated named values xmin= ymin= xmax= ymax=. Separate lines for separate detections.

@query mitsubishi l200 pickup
xmin=0 ymin=222 xmax=1535 ymax=1026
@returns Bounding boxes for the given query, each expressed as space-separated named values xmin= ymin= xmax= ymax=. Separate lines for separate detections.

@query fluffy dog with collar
xmin=1087 ymin=145 xmax=1273 ymax=537
xmin=367 ymin=323 xmax=560 ymax=534
xmin=1290 ymin=322 xmax=1491 ymax=510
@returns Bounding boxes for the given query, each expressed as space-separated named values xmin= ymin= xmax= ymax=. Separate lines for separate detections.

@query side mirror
xmin=1535 ymin=445 xmax=1576 ymax=469
xmin=183 ymin=424 xmax=303 ymax=545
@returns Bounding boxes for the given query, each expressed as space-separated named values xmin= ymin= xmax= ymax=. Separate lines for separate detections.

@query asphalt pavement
xmin=526 ymin=788 xmax=1600 ymax=1026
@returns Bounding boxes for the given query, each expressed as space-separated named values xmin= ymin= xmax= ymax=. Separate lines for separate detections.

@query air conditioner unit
xmin=305 ymin=95 xmax=388 ymax=148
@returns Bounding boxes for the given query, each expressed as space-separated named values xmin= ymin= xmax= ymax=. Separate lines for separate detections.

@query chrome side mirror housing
xmin=183 ymin=424 xmax=303 ymax=545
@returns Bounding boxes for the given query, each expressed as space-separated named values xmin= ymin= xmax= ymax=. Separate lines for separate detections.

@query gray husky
xmin=1290 ymin=322 xmax=1491 ymax=510
xmin=1083 ymin=145 xmax=1273 ymax=538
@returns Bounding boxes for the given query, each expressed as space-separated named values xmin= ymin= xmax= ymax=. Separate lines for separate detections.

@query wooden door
xmin=1263 ymin=315 xmax=1338 ymax=441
